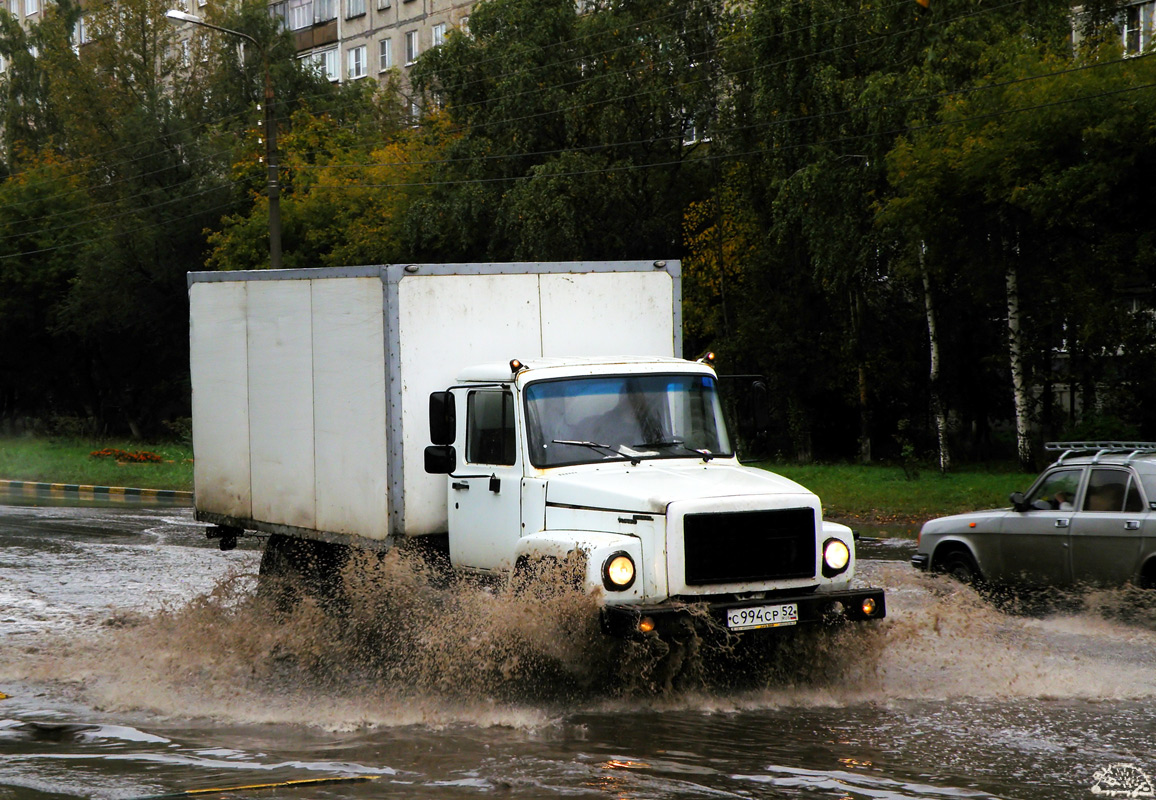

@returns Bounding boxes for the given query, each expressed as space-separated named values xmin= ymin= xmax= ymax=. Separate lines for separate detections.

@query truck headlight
xmin=822 ymin=538 xmax=850 ymax=577
xmin=602 ymin=552 xmax=636 ymax=591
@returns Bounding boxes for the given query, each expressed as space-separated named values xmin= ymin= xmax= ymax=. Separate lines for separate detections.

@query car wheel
xmin=939 ymin=549 xmax=981 ymax=585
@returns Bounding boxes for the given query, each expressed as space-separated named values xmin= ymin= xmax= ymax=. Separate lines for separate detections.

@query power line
xmin=0 ymin=183 xmax=245 ymax=261
xmin=279 ymin=77 xmax=1156 ymax=192
xmin=0 ymin=0 xmax=975 ymax=200
xmin=0 ymin=0 xmax=1136 ymax=257
xmin=287 ymin=35 xmax=1149 ymax=177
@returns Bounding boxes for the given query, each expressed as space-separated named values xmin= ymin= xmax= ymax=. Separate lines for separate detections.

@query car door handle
xmin=1055 ymin=518 xmax=1069 ymax=528
xmin=1125 ymin=520 xmax=1140 ymax=530
xmin=452 ymin=481 xmax=469 ymax=491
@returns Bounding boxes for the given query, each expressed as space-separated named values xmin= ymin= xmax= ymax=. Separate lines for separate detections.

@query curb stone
xmin=0 ymin=479 xmax=193 ymax=507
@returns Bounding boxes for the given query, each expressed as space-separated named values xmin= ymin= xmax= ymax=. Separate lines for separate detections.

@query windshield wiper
xmin=552 ymin=439 xmax=619 ymax=455
xmin=551 ymin=439 xmax=644 ymax=465
xmin=635 ymin=439 xmax=716 ymax=462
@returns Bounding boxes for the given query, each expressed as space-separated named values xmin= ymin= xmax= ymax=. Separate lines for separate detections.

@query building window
xmin=410 ymin=99 xmax=420 ymax=120
xmin=379 ymin=38 xmax=393 ymax=70
xmin=405 ymin=30 xmax=419 ymax=64
xmin=288 ymin=0 xmax=312 ymax=30
xmin=460 ymin=16 xmax=469 ymax=34
xmin=432 ymin=22 xmax=446 ymax=47
xmin=377 ymin=0 xmax=390 ymax=8
xmin=24 ymin=0 xmax=38 ymax=16
xmin=314 ymin=0 xmax=337 ymax=22
xmin=269 ymin=2 xmax=287 ymax=28
xmin=346 ymin=0 xmax=365 ymax=17
xmin=348 ymin=44 xmax=367 ymax=78
xmin=306 ymin=47 xmax=339 ymax=81
xmin=1124 ymin=2 xmax=1155 ymax=54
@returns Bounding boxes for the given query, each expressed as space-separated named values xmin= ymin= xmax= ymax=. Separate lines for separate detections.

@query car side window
xmin=1083 ymin=468 xmax=1130 ymax=513
xmin=1124 ymin=478 xmax=1144 ymax=513
xmin=1027 ymin=468 xmax=1082 ymax=510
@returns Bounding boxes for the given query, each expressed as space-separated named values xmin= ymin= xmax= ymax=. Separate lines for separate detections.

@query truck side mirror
xmin=424 ymin=445 xmax=457 ymax=474
xmin=429 ymin=391 xmax=456 ymax=445
xmin=751 ymin=380 xmax=770 ymax=437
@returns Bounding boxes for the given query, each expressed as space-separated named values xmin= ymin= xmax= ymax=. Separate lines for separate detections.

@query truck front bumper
xmin=911 ymin=553 xmax=930 ymax=571
xmin=600 ymin=587 xmax=886 ymax=638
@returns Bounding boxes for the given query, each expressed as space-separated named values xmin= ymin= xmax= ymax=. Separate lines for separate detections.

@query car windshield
xmin=524 ymin=373 xmax=733 ymax=468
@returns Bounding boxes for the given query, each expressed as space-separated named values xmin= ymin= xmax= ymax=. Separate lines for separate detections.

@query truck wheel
xmin=938 ymin=549 xmax=981 ymax=586
xmin=511 ymin=554 xmax=584 ymax=599
xmin=258 ymin=533 xmax=348 ymax=614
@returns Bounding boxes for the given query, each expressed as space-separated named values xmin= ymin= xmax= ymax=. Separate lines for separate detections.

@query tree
xmin=0 ymin=0 xmax=363 ymax=433
xmin=883 ymin=12 xmax=1156 ymax=467
xmin=406 ymin=0 xmax=727 ymax=263
xmin=206 ymin=102 xmax=444 ymax=270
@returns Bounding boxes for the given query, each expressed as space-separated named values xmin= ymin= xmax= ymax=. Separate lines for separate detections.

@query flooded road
xmin=2 ymin=505 xmax=1156 ymax=800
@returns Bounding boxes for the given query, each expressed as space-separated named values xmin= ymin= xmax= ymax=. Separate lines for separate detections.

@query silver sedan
xmin=911 ymin=443 xmax=1156 ymax=588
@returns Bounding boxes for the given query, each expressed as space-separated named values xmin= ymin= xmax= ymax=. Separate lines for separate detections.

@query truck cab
xmin=426 ymin=356 xmax=886 ymax=637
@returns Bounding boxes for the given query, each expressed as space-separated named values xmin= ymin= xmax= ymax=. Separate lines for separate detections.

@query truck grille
xmin=682 ymin=508 xmax=816 ymax=585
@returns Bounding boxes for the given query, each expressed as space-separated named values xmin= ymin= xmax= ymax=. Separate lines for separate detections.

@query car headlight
xmin=602 ymin=552 xmax=636 ymax=591
xmin=822 ymin=538 xmax=851 ymax=577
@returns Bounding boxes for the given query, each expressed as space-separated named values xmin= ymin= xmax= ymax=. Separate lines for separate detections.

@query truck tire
xmin=258 ymin=533 xmax=349 ymax=614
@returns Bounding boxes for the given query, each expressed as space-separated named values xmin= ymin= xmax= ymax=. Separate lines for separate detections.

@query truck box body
xmin=188 ymin=262 xmax=681 ymax=542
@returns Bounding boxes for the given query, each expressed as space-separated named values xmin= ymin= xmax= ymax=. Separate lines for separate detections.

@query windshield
xmin=524 ymin=373 xmax=733 ymax=468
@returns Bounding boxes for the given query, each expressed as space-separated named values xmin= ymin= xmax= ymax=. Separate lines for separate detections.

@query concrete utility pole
xmin=165 ymin=10 xmax=282 ymax=270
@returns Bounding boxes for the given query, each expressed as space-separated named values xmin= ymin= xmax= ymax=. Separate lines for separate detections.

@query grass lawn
xmin=753 ymin=461 xmax=1032 ymax=525
xmin=0 ymin=436 xmax=194 ymax=491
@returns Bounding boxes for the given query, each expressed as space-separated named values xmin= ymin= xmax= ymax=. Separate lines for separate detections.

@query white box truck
xmin=189 ymin=261 xmax=885 ymax=638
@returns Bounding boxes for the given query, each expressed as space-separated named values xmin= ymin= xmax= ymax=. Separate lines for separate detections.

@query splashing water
xmin=4 ymin=546 xmax=1156 ymax=728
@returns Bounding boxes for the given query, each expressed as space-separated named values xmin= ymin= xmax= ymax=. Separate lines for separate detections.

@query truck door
xmin=1070 ymin=467 xmax=1147 ymax=586
xmin=447 ymin=387 xmax=523 ymax=571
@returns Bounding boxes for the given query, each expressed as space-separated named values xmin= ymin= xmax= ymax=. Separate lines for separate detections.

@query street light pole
xmin=165 ymin=9 xmax=282 ymax=269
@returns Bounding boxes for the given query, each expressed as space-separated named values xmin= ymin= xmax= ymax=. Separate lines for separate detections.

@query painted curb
xmin=0 ymin=479 xmax=193 ymax=507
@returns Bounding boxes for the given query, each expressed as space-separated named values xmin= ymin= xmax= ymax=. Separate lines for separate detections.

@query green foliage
xmin=882 ymin=19 xmax=1156 ymax=454
xmin=206 ymin=93 xmax=434 ymax=270
xmin=2 ymin=0 xmax=1155 ymax=460
xmin=0 ymin=0 xmax=371 ymax=435
xmin=406 ymin=0 xmax=726 ymax=261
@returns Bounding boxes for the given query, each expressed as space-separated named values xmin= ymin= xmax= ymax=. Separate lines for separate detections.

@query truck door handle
xmin=1054 ymin=518 xmax=1069 ymax=528
xmin=1126 ymin=520 xmax=1140 ymax=530
xmin=452 ymin=482 xmax=469 ymax=491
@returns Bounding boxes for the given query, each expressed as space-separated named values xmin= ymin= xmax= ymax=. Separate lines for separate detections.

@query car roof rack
xmin=1045 ymin=441 xmax=1156 ymax=464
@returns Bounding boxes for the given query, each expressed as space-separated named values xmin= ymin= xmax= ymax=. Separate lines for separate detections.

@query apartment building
xmin=267 ymin=0 xmax=472 ymax=88
xmin=0 ymin=0 xmax=471 ymax=90
xmin=4 ymin=1 xmax=1156 ymax=84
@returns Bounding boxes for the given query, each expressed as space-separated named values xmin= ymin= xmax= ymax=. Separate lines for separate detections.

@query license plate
xmin=726 ymin=603 xmax=798 ymax=631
